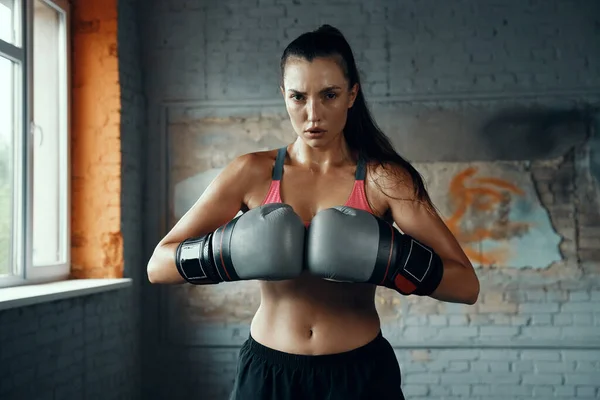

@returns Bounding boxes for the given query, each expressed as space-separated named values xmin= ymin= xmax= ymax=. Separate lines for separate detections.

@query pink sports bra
xmin=260 ymin=147 xmax=381 ymax=226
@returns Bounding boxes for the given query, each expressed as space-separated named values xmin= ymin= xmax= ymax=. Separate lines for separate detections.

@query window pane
xmin=32 ymin=0 xmax=67 ymax=267
xmin=0 ymin=56 xmax=15 ymax=276
xmin=0 ymin=0 xmax=21 ymax=46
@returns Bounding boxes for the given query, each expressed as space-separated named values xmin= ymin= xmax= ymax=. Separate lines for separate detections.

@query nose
xmin=306 ymin=98 xmax=322 ymax=122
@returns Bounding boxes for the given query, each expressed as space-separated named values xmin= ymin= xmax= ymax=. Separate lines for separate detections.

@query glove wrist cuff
xmin=392 ymin=235 xmax=444 ymax=296
xmin=175 ymin=234 xmax=221 ymax=284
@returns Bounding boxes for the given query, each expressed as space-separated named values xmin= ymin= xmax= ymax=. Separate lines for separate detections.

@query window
xmin=0 ymin=0 xmax=70 ymax=288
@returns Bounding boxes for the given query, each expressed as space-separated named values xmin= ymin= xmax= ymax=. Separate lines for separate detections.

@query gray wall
xmin=141 ymin=1 xmax=600 ymax=399
xmin=0 ymin=0 xmax=147 ymax=399
xmin=0 ymin=290 xmax=139 ymax=400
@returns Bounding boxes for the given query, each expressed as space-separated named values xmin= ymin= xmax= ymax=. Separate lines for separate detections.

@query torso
xmin=243 ymin=147 xmax=391 ymax=355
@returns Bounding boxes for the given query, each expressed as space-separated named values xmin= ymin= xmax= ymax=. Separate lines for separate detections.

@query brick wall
xmin=0 ymin=0 xmax=146 ymax=398
xmin=0 ymin=290 xmax=138 ymax=400
xmin=141 ymin=0 xmax=600 ymax=101
xmin=70 ymin=0 xmax=123 ymax=279
xmin=141 ymin=0 xmax=600 ymax=399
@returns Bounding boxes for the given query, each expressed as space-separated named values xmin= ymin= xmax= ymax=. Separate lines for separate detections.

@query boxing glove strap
xmin=175 ymin=234 xmax=221 ymax=284
xmin=393 ymin=234 xmax=444 ymax=296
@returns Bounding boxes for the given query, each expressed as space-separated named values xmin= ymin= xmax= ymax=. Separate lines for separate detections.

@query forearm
xmin=429 ymin=258 xmax=479 ymax=305
xmin=147 ymin=242 xmax=186 ymax=284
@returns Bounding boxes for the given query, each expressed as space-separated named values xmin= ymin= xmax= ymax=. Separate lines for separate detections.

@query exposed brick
xmin=428 ymin=385 xmax=451 ymax=396
xmin=553 ymin=314 xmax=574 ymax=326
xmin=437 ymin=350 xmax=480 ymax=361
xmin=440 ymin=327 xmax=479 ymax=338
xmin=480 ymin=350 xmax=520 ymax=361
xmin=407 ymin=373 xmax=441 ymax=384
xmin=525 ymin=291 xmax=547 ymax=302
xmin=534 ymin=361 xmax=575 ymax=373
xmin=575 ymin=361 xmax=600 ymax=373
xmin=531 ymin=314 xmax=552 ymax=325
xmin=429 ymin=315 xmax=448 ymax=326
xmin=521 ymin=327 xmax=563 ymax=339
xmin=440 ymin=373 xmax=480 ymax=385
xmin=569 ymin=291 xmax=592 ymax=302
xmin=564 ymin=373 xmax=599 ymax=385
xmin=576 ymin=386 xmax=596 ymax=397
xmin=561 ymin=303 xmax=597 ymax=313
xmin=402 ymin=384 xmax=429 ymax=397
xmin=451 ymin=384 xmax=471 ymax=396
xmin=533 ymin=385 xmax=555 ymax=397
xmin=448 ymin=315 xmax=468 ymax=326
xmin=522 ymin=373 xmax=563 ymax=385
xmin=479 ymin=326 xmax=520 ymax=337
xmin=561 ymin=326 xmax=598 ymax=338
xmin=519 ymin=303 xmax=560 ymax=313
xmin=511 ymin=360 xmax=534 ymax=373
xmin=521 ymin=350 xmax=561 ymax=361
xmin=562 ymin=351 xmax=600 ymax=362
xmin=447 ymin=361 xmax=470 ymax=372
xmin=554 ymin=385 xmax=576 ymax=397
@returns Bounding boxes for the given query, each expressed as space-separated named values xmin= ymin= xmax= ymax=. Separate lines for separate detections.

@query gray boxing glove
xmin=175 ymin=203 xmax=305 ymax=284
xmin=306 ymin=206 xmax=443 ymax=296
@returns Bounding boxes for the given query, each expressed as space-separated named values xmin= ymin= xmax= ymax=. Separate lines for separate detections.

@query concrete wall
xmin=141 ymin=0 xmax=600 ymax=399
xmin=0 ymin=0 xmax=146 ymax=398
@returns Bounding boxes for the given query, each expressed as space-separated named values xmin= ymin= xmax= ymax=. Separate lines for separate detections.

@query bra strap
xmin=355 ymin=154 xmax=367 ymax=180
xmin=272 ymin=147 xmax=287 ymax=180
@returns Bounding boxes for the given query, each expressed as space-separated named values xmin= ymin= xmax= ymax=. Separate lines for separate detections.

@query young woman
xmin=147 ymin=24 xmax=479 ymax=400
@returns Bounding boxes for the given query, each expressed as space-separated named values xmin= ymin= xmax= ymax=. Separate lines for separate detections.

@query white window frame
xmin=0 ymin=0 xmax=71 ymax=288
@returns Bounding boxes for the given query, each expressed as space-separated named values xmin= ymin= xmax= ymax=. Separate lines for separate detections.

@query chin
xmin=301 ymin=135 xmax=330 ymax=148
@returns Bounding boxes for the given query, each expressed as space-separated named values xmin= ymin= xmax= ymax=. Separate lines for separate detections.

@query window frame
xmin=0 ymin=0 xmax=71 ymax=288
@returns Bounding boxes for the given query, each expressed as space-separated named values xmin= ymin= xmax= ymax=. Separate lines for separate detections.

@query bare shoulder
xmin=226 ymin=149 xmax=279 ymax=183
xmin=365 ymin=161 xmax=418 ymax=202
xmin=224 ymin=149 xmax=280 ymax=208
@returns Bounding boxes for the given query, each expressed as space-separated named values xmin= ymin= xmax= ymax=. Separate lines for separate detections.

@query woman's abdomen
xmin=250 ymin=275 xmax=382 ymax=355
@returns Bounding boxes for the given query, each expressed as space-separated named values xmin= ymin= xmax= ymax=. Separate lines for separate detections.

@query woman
xmin=147 ymin=25 xmax=479 ymax=400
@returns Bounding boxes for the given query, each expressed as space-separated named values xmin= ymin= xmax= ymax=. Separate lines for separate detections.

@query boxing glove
xmin=306 ymin=206 xmax=443 ymax=296
xmin=175 ymin=203 xmax=305 ymax=284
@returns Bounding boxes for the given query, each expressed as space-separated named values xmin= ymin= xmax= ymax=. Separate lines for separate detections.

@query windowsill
xmin=0 ymin=278 xmax=133 ymax=311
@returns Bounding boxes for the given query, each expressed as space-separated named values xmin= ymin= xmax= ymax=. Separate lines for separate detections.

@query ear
xmin=280 ymin=86 xmax=285 ymax=97
xmin=348 ymin=83 xmax=359 ymax=108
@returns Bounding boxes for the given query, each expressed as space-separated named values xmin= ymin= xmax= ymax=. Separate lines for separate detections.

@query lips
xmin=306 ymin=128 xmax=326 ymax=134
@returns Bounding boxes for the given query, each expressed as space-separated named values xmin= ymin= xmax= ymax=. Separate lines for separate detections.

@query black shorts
xmin=229 ymin=331 xmax=405 ymax=400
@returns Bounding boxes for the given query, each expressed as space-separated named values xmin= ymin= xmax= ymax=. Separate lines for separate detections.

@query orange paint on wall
xmin=445 ymin=167 xmax=526 ymax=266
xmin=70 ymin=0 xmax=123 ymax=278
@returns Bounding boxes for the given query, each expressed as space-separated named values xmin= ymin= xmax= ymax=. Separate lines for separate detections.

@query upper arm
xmin=371 ymin=164 xmax=473 ymax=270
xmin=158 ymin=153 xmax=266 ymax=246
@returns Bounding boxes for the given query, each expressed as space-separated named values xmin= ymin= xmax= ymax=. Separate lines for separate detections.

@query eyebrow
xmin=287 ymin=86 xmax=343 ymax=95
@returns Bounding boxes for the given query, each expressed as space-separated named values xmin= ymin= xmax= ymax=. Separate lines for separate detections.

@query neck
xmin=289 ymin=134 xmax=354 ymax=173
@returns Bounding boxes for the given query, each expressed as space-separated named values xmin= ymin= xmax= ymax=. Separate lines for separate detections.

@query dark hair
xmin=280 ymin=24 xmax=434 ymax=212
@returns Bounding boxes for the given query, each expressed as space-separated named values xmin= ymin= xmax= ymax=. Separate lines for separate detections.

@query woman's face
xmin=281 ymin=56 xmax=358 ymax=148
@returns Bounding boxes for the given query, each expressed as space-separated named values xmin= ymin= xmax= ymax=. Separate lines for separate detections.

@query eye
xmin=325 ymin=92 xmax=337 ymax=100
xmin=290 ymin=93 xmax=304 ymax=101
